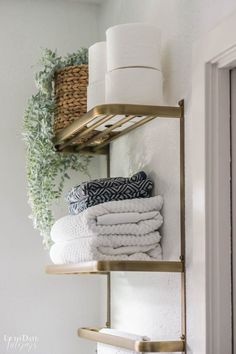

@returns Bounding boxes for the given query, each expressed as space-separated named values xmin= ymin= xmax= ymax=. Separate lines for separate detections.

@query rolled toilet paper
xmin=89 ymin=41 xmax=107 ymax=84
xmin=105 ymin=68 xmax=163 ymax=106
xmin=106 ymin=23 xmax=161 ymax=71
xmin=87 ymin=81 xmax=105 ymax=111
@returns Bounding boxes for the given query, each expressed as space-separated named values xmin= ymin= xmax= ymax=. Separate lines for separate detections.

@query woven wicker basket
xmin=53 ymin=64 xmax=88 ymax=134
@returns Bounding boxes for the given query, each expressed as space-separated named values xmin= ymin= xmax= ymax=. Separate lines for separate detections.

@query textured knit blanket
xmin=66 ymin=171 xmax=153 ymax=214
xmin=50 ymin=233 xmax=162 ymax=264
xmin=51 ymin=196 xmax=163 ymax=243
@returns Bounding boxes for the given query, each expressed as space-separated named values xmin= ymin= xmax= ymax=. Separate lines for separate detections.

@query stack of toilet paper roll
xmin=106 ymin=23 xmax=162 ymax=105
xmin=87 ymin=23 xmax=163 ymax=111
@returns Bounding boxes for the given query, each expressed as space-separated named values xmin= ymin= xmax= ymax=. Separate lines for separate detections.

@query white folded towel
xmin=97 ymin=328 xmax=150 ymax=354
xmin=97 ymin=211 xmax=158 ymax=225
xmin=50 ymin=233 xmax=162 ymax=264
xmin=51 ymin=196 xmax=163 ymax=243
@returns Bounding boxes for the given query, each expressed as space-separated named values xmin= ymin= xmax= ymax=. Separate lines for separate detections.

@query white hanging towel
xmin=106 ymin=67 xmax=163 ymax=106
xmin=106 ymin=23 xmax=161 ymax=71
xmin=97 ymin=328 xmax=150 ymax=354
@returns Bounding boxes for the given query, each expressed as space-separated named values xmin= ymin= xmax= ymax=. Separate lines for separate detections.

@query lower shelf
xmin=45 ymin=260 xmax=184 ymax=274
xmin=78 ymin=327 xmax=185 ymax=353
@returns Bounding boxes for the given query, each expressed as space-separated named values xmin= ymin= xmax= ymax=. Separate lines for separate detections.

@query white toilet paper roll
xmin=106 ymin=23 xmax=161 ymax=71
xmin=89 ymin=41 xmax=107 ymax=84
xmin=87 ymin=81 xmax=105 ymax=111
xmin=105 ymin=68 xmax=163 ymax=106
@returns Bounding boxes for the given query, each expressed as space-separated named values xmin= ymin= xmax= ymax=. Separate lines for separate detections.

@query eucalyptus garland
xmin=23 ymin=48 xmax=90 ymax=248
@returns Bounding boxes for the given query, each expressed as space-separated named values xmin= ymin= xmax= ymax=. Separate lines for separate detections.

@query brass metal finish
xmin=59 ymin=114 xmax=116 ymax=150
xmin=106 ymin=146 xmax=111 ymax=329
xmin=106 ymin=145 xmax=110 ymax=180
xmin=78 ymin=114 xmax=136 ymax=150
xmin=179 ymin=99 xmax=186 ymax=351
xmin=72 ymin=114 xmax=114 ymax=142
xmin=54 ymin=103 xmax=182 ymax=152
xmin=73 ymin=114 xmax=115 ymax=139
xmin=77 ymin=328 xmax=185 ymax=353
xmin=61 ymin=146 xmax=109 ymax=155
xmin=106 ymin=273 xmax=111 ymax=328
xmin=94 ymin=115 xmax=157 ymax=150
xmin=45 ymin=260 xmax=184 ymax=275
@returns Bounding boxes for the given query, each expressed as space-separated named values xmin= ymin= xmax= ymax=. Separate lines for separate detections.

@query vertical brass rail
xmin=101 ymin=100 xmax=185 ymax=347
xmin=179 ymin=99 xmax=186 ymax=353
xmin=107 ymin=145 xmax=111 ymax=179
xmin=106 ymin=145 xmax=111 ymax=328
xmin=106 ymin=273 xmax=111 ymax=328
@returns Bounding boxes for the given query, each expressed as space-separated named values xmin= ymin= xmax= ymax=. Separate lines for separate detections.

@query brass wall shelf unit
xmin=46 ymin=100 xmax=186 ymax=353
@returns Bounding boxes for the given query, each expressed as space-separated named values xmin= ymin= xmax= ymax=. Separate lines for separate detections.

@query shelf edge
xmin=78 ymin=327 xmax=185 ymax=353
xmin=55 ymin=103 xmax=182 ymax=145
xmin=45 ymin=260 xmax=184 ymax=275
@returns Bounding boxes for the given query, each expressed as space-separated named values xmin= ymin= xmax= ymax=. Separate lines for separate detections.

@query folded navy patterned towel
xmin=66 ymin=171 xmax=153 ymax=215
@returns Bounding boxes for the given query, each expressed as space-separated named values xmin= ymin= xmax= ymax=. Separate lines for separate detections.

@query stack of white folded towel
xmin=50 ymin=195 xmax=163 ymax=264
xmin=87 ymin=22 xmax=163 ymax=112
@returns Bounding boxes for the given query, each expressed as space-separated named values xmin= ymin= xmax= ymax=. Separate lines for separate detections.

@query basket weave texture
xmin=54 ymin=64 xmax=88 ymax=134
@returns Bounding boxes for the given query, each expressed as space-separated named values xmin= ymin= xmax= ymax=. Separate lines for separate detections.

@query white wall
xmin=0 ymin=1 xmax=106 ymax=354
xmin=2 ymin=1 xmax=236 ymax=353
xmin=97 ymin=0 xmax=236 ymax=352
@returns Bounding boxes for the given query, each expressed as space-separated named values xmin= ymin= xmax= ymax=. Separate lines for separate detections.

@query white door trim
xmin=188 ymin=10 xmax=236 ymax=354
xmin=205 ymin=64 xmax=231 ymax=354
xmin=231 ymin=69 xmax=236 ymax=351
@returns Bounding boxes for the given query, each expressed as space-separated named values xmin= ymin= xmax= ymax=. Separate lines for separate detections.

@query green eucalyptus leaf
xmin=23 ymin=48 xmax=90 ymax=249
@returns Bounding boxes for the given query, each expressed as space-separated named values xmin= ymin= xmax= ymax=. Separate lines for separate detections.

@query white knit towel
xmin=97 ymin=211 xmax=158 ymax=225
xmin=97 ymin=328 xmax=149 ymax=354
xmin=50 ymin=233 xmax=162 ymax=264
xmin=51 ymin=196 xmax=163 ymax=243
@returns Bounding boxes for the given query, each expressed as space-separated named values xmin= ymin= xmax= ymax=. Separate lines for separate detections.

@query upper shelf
xmin=54 ymin=101 xmax=184 ymax=154
xmin=45 ymin=260 xmax=184 ymax=274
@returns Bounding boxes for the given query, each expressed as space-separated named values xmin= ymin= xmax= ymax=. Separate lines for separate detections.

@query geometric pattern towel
xmin=51 ymin=196 xmax=164 ymax=243
xmin=66 ymin=171 xmax=153 ymax=215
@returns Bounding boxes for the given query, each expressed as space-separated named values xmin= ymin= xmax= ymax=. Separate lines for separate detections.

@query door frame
xmin=188 ymin=10 xmax=236 ymax=354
